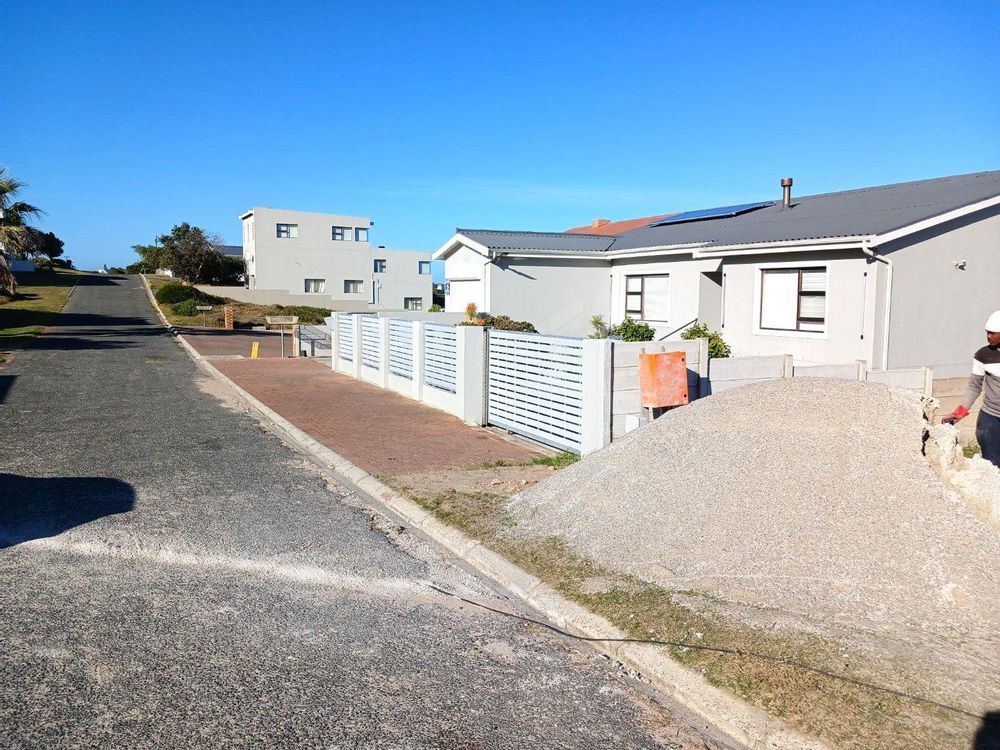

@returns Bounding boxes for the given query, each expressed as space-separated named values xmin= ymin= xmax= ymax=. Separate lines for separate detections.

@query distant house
xmin=434 ymin=170 xmax=1000 ymax=376
xmin=240 ymin=207 xmax=432 ymax=311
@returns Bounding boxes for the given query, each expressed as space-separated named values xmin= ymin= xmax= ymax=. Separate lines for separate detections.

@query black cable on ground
xmin=426 ymin=583 xmax=979 ymax=720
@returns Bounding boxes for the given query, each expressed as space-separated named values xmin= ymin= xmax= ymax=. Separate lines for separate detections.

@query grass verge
xmin=0 ymin=270 xmax=80 ymax=363
xmin=479 ymin=451 xmax=580 ymax=469
xmin=384 ymin=483 xmax=974 ymax=750
xmin=145 ymin=275 xmax=330 ymax=328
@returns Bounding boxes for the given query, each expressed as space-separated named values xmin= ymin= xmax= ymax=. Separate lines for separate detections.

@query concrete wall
xmin=488 ymin=257 xmax=609 ymax=336
xmin=195 ymin=285 xmax=370 ymax=311
xmin=609 ymin=256 xmax=722 ymax=340
xmin=371 ymin=248 xmax=433 ymax=310
xmin=881 ymin=203 xmax=1000 ymax=377
xmin=609 ymin=339 xmax=708 ymax=439
xmin=718 ymin=250 xmax=878 ymax=366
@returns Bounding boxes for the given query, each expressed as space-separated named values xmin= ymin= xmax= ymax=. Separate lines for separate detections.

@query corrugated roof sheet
xmin=460 ymin=170 xmax=1000 ymax=255
xmin=458 ymin=229 xmax=614 ymax=253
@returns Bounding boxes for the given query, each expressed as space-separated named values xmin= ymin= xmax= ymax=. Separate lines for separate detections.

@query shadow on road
xmin=0 ymin=375 xmax=14 ymax=403
xmin=0 ymin=473 xmax=135 ymax=549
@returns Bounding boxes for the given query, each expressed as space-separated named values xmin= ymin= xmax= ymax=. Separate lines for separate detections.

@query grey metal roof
xmin=458 ymin=228 xmax=614 ymax=253
xmin=459 ymin=170 xmax=1000 ymax=255
xmin=614 ymin=170 xmax=1000 ymax=250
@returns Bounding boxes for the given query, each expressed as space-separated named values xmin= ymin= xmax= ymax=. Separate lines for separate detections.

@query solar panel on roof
xmin=649 ymin=201 xmax=773 ymax=227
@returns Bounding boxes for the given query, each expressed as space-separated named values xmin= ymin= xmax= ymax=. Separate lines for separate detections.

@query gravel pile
xmin=507 ymin=379 xmax=1000 ymax=644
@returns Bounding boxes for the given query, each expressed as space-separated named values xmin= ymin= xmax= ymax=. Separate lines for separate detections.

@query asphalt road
xmin=0 ymin=275 xmax=730 ymax=749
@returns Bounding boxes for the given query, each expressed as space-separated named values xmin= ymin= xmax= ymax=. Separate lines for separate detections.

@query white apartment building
xmin=240 ymin=207 xmax=432 ymax=310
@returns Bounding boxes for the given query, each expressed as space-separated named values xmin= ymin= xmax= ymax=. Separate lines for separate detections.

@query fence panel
xmin=338 ymin=315 xmax=354 ymax=361
xmin=424 ymin=323 xmax=458 ymax=393
xmin=487 ymin=330 xmax=585 ymax=453
xmin=360 ymin=315 xmax=381 ymax=369
xmin=389 ymin=319 xmax=414 ymax=379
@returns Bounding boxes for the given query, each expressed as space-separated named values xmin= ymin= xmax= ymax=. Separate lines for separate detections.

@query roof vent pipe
xmin=781 ymin=177 xmax=793 ymax=209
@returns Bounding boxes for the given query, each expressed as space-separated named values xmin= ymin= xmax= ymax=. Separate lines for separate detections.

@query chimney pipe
xmin=781 ymin=177 xmax=793 ymax=209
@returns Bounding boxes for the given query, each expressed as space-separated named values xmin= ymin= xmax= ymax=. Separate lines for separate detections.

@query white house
xmin=240 ymin=207 xmax=433 ymax=311
xmin=433 ymin=170 xmax=1000 ymax=376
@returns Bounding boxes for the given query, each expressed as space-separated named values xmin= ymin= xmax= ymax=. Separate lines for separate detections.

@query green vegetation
xmin=428 ymin=304 xmax=443 ymax=312
xmin=382 ymin=479 xmax=970 ymax=750
xmin=589 ymin=314 xmax=656 ymax=341
xmin=132 ymin=223 xmax=244 ymax=284
xmin=0 ymin=270 xmax=80 ymax=362
xmin=480 ymin=451 xmax=580 ymax=469
xmin=172 ymin=298 xmax=200 ymax=316
xmin=963 ymin=441 xmax=981 ymax=458
xmin=155 ymin=283 xmax=198 ymax=304
xmin=681 ymin=321 xmax=731 ymax=358
xmin=459 ymin=302 xmax=538 ymax=333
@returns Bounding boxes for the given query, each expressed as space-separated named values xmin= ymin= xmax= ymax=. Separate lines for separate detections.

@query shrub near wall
xmin=155 ymin=283 xmax=197 ymax=304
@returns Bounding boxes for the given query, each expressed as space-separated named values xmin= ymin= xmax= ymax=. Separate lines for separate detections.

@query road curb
xmin=142 ymin=276 xmax=827 ymax=750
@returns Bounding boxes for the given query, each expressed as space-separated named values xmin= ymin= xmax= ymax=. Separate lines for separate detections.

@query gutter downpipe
xmin=861 ymin=239 xmax=893 ymax=370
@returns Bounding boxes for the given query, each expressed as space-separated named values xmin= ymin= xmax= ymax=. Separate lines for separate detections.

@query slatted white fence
xmin=424 ymin=323 xmax=458 ymax=393
xmin=389 ymin=319 xmax=414 ymax=379
xmin=360 ymin=315 xmax=381 ymax=369
xmin=338 ymin=315 xmax=354 ymax=361
xmin=487 ymin=330 xmax=585 ymax=453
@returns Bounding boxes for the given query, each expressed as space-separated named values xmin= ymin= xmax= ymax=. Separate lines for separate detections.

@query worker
xmin=942 ymin=311 xmax=1000 ymax=467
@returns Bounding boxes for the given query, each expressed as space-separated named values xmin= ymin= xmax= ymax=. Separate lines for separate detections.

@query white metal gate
xmin=486 ymin=330 xmax=585 ymax=453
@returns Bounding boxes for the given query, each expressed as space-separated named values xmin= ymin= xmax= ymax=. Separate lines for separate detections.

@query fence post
xmin=696 ymin=338 xmax=709 ymax=399
xmin=326 ymin=314 xmax=339 ymax=372
xmin=781 ymin=354 xmax=794 ymax=378
xmin=379 ymin=318 xmax=391 ymax=388
xmin=855 ymin=359 xmax=867 ymax=381
xmin=923 ymin=367 xmax=934 ymax=397
xmin=412 ymin=321 xmax=425 ymax=402
xmin=580 ymin=338 xmax=612 ymax=455
xmin=456 ymin=325 xmax=486 ymax=425
xmin=349 ymin=314 xmax=362 ymax=378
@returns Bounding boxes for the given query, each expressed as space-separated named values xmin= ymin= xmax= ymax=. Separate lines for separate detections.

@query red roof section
xmin=565 ymin=214 xmax=676 ymax=236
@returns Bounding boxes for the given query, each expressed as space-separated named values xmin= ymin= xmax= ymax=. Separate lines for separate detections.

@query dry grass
xmin=385 ymin=481 xmax=976 ymax=750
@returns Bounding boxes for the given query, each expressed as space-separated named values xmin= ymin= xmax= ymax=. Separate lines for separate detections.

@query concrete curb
xmin=142 ymin=276 xmax=827 ymax=750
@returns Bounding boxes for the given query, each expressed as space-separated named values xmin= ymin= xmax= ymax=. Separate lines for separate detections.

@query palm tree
xmin=0 ymin=167 xmax=42 ymax=296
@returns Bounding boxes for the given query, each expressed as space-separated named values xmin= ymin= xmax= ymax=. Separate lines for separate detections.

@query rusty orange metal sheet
xmin=638 ymin=351 xmax=688 ymax=408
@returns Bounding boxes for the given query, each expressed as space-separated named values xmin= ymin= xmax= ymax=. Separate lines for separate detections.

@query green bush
xmin=155 ymin=283 xmax=196 ymax=304
xmin=34 ymin=258 xmax=54 ymax=272
xmin=267 ymin=304 xmax=331 ymax=325
xmin=428 ymin=304 xmax=443 ymax=312
xmin=172 ymin=298 xmax=200 ymax=316
xmin=460 ymin=313 xmax=537 ymax=333
xmin=608 ymin=317 xmax=655 ymax=342
xmin=588 ymin=314 xmax=609 ymax=338
xmin=680 ymin=322 xmax=731 ymax=358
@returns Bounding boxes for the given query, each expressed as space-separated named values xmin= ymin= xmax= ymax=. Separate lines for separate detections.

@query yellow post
xmin=250 ymin=341 xmax=259 ymax=359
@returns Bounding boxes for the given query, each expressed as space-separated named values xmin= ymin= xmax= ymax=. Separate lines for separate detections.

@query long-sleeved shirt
xmin=960 ymin=345 xmax=1000 ymax=418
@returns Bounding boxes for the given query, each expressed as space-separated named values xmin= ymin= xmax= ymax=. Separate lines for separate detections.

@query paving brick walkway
xmin=209 ymin=356 xmax=541 ymax=476
xmin=181 ymin=328 xmax=290 ymax=358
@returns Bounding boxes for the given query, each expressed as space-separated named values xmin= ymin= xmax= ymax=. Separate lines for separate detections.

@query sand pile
xmin=507 ymin=379 xmax=1000 ymax=651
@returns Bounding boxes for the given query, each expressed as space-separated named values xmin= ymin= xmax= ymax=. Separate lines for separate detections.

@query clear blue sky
xmin=4 ymin=1 xmax=999 ymax=275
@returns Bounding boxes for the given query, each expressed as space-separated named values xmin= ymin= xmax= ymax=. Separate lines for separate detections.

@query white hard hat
xmin=987 ymin=311 xmax=1000 ymax=332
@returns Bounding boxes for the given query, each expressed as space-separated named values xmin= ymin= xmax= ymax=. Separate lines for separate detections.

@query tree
xmin=0 ymin=167 xmax=43 ymax=296
xmin=132 ymin=224 xmax=243 ymax=284
xmin=29 ymin=229 xmax=64 ymax=260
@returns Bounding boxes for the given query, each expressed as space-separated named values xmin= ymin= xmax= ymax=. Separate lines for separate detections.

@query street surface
xmin=0 ymin=275 xmax=731 ymax=749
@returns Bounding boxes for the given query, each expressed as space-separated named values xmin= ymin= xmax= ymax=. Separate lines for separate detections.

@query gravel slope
xmin=507 ymin=378 xmax=1000 ymax=706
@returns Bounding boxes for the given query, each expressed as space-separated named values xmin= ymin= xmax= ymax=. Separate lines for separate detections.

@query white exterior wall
xmin=880 ymin=204 xmax=1000 ymax=377
xmin=488 ymin=257 xmax=609 ymax=336
xmin=443 ymin=244 xmax=490 ymax=314
xmin=609 ymin=256 xmax=722 ymax=340
xmin=371 ymin=247 xmax=433 ymax=310
xmin=718 ymin=250 xmax=878 ymax=365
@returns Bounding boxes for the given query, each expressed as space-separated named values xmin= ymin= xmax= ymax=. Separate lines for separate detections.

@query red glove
xmin=942 ymin=405 xmax=969 ymax=425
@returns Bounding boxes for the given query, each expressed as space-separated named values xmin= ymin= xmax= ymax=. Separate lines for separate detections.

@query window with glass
xmin=344 ymin=279 xmax=364 ymax=294
xmin=332 ymin=226 xmax=349 ymax=241
xmin=624 ymin=274 xmax=670 ymax=321
xmin=355 ymin=227 xmax=369 ymax=242
xmin=276 ymin=223 xmax=298 ymax=238
xmin=304 ymin=278 xmax=326 ymax=293
xmin=418 ymin=260 xmax=431 ymax=275
xmin=759 ymin=267 xmax=827 ymax=332
xmin=404 ymin=297 xmax=423 ymax=311
xmin=373 ymin=259 xmax=386 ymax=273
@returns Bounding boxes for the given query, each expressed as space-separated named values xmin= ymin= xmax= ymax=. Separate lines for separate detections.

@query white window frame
xmin=418 ymin=260 xmax=431 ymax=275
xmin=332 ymin=226 xmax=349 ymax=241
xmin=752 ymin=261 xmax=829 ymax=339
xmin=304 ymin=278 xmax=326 ymax=293
xmin=276 ymin=223 xmax=298 ymax=239
xmin=623 ymin=273 xmax=670 ymax=322
xmin=373 ymin=259 xmax=386 ymax=273
xmin=344 ymin=279 xmax=364 ymax=294
xmin=355 ymin=227 xmax=369 ymax=242
xmin=404 ymin=297 xmax=423 ymax=311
